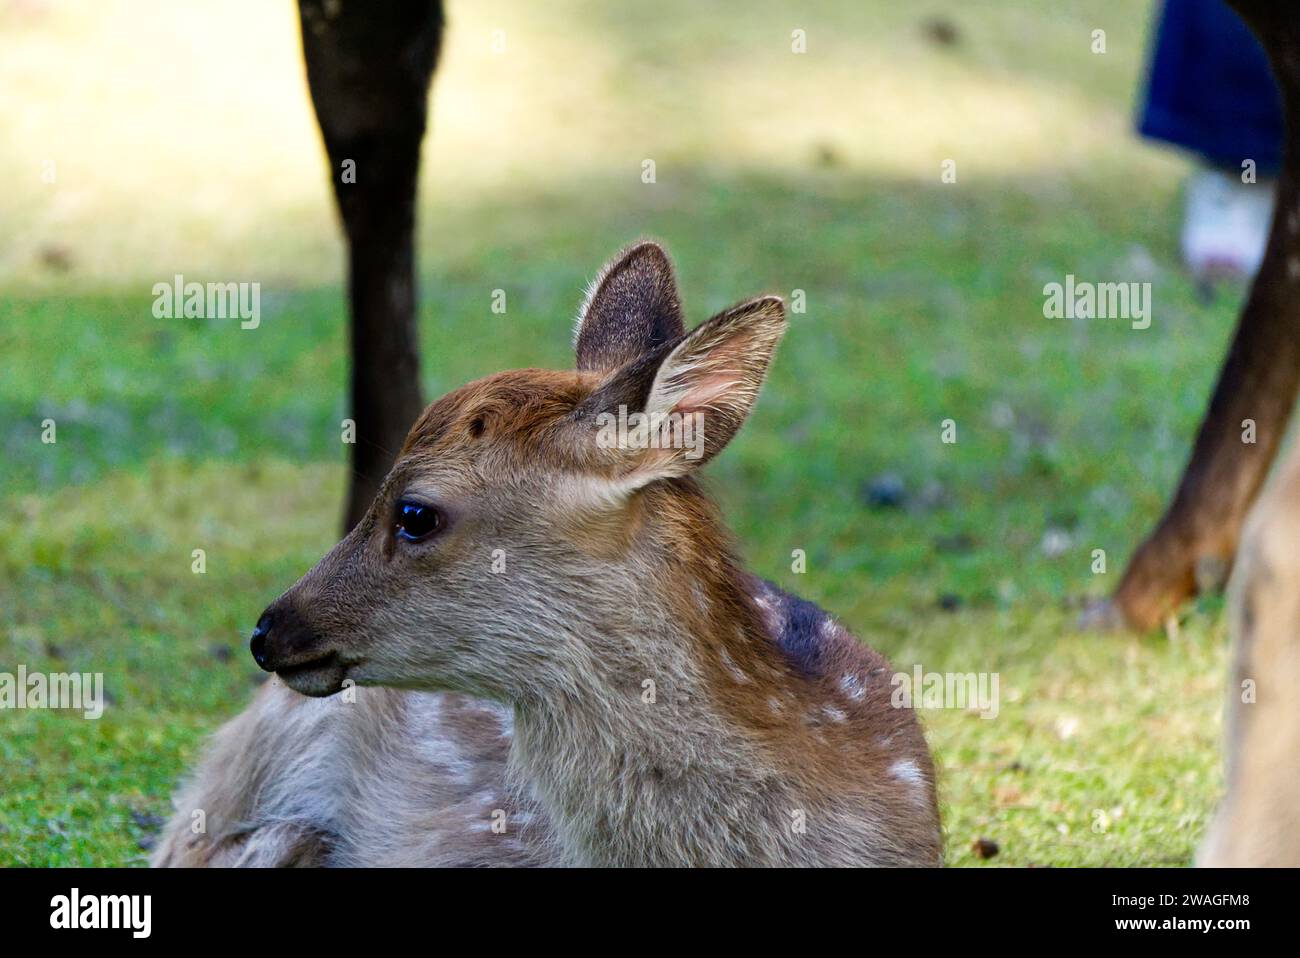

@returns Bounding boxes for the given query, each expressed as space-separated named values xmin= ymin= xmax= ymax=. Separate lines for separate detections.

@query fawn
xmin=154 ymin=242 xmax=942 ymax=867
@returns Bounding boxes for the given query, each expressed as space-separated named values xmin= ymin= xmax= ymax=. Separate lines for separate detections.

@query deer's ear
xmin=574 ymin=241 xmax=685 ymax=372
xmin=579 ymin=294 xmax=786 ymax=484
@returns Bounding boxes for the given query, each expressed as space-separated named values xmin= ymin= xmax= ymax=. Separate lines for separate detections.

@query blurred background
xmin=1 ymin=0 xmax=1242 ymax=865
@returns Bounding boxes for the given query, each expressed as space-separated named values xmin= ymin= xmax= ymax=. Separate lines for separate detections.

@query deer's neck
xmin=508 ymin=556 xmax=800 ymax=867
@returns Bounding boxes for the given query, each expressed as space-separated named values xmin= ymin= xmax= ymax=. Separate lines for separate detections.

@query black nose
xmin=249 ymin=612 xmax=274 ymax=668
xmin=248 ymin=602 xmax=329 ymax=672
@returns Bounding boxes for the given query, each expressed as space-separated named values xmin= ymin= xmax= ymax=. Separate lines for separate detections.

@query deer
xmin=1198 ymin=434 xmax=1300 ymax=866
xmin=1116 ymin=0 xmax=1300 ymax=867
xmin=1192 ymin=5 xmax=1300 ymax=862
xmin=153 ymin=241 xmax=942 ymax=867
xmin=1097 ymin=0 xmax=1300 ymax=634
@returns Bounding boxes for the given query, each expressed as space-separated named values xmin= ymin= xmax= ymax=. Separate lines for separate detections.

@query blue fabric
xmin=1138 ymin=0 xmax=1283 ymax=173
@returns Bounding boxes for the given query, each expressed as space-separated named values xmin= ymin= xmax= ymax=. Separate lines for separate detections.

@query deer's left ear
xmin=578 ymin=294 xmax=787 ymax=483
xmin=574 ymin=241 xmax=686 ymax=372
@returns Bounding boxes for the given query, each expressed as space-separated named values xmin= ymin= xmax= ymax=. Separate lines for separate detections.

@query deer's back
xmin=748 ymin=578 xmax=942 ymax=865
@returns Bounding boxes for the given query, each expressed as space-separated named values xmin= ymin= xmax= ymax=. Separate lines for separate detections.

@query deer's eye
xmin=394 ymin=500 xmax=443 ymax=542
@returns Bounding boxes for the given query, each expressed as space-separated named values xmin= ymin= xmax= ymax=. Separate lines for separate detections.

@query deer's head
xmin=249 ymin=242 xmax=786 ymax=699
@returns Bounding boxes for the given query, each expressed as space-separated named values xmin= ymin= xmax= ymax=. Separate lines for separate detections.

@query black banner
xmin=0 ymin=867 xmax=1279 ymax=944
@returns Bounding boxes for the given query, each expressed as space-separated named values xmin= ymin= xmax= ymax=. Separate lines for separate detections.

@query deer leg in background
xmin=1104 ymin=0 xmax=1300 ymax=633
xmin=297 ymin=0 xmax=445 ymax=531
xmin=1198 ymin=432 xmax=1300 ymax=866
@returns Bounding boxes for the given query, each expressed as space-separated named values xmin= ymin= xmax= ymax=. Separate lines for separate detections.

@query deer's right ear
xmin=575 ymin=294 xmax=787 ymax=487
xmin=574 ymin=241 xmax=686 ymax=372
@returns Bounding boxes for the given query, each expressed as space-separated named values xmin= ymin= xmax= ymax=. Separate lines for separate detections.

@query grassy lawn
xmin=1 ymin=0 xmax=1241 ymax=866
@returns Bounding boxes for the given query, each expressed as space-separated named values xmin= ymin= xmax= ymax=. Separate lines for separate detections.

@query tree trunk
xmin=297 ymin=0 xmax=445 ymax=531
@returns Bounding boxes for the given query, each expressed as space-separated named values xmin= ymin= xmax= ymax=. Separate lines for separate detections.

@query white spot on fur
xmin=718 ymin=646 xmax=750 ymax=684
xmin=822 ymin=705 xmax=848 ymax=723
xmin=839 ymin=672 xmax=866 ymax=701
xmin=496 ymin=708 xmax=515 ymax=736
xmin=417 ymin=735 xmax=476 ymax=786
xmin=691 ymin=582 xmax=711 ymax=616
xmin=891 ymin=759 xmax=924 ymax=789
xmin=768 ymin=696 xmax=784 ymax=714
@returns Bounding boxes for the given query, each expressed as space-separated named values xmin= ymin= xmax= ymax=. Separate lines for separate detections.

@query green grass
xmin=1 ymin=0 xmax=1240 ymax=865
